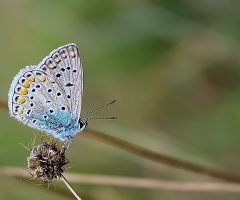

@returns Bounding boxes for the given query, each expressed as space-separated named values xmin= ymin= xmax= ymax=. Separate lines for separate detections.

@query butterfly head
xmin=78 ymin=118 xmax=88 ymax=132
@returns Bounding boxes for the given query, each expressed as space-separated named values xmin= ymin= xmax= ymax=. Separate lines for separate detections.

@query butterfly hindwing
xmin=8 ymin=67 xmax=72 ymax=133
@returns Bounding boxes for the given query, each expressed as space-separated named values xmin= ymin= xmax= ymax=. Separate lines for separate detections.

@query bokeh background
xmin=1 ymin=0 xmax=240 ymax=199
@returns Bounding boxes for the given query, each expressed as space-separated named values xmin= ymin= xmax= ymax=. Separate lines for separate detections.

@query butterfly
xmin=8 ymin=44 xmax=88 ymax=145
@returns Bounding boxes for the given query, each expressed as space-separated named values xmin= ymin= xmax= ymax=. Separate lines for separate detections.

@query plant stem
xmin=61 ymin=174 xmax=82 ymax=200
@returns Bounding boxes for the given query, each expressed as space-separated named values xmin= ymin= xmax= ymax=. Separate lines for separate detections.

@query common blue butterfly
xmin=8 ymin=44 xmax=87 ymax=145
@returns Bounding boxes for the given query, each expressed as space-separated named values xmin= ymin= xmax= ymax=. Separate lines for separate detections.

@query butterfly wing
xmin=8 ymin=67 xmax=74 ymax=133
xmin=37 ymin=43 xmax=83 ymax=120
xmin=8 ymin=44 xmax=83 ymax=139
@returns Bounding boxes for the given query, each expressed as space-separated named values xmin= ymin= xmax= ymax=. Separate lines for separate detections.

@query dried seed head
xmin=27 ymin=143 xmax=68 ymax=183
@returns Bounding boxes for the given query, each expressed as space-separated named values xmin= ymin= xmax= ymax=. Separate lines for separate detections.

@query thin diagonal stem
xmin=61 ymin=174 xmax=82 ymax=200
xmin=84 ymin=129 xmax=240 ymax=183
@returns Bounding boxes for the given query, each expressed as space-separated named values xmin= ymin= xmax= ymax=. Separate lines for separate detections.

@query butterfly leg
xmin=53 ymin=138 xmax=60 ymax=145
xmin=41 ymin=133 xmax=50 ymax=141
xmin=61 ymin=136 xmax=73 ymax=153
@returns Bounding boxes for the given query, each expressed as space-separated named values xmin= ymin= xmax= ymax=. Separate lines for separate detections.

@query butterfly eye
xmin=79 ymin=120 xmax=84 ymax=129
xmin=78 ymin=119 xmax=87 ymax=129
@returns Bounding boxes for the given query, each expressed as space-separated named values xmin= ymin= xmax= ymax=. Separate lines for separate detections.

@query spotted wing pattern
xmin=8 ymin=44 xmax=83 ymax=138
xmin=37 ymin=43 xmax=83 ymax=118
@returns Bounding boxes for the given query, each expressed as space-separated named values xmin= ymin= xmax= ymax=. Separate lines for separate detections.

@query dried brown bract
xmin=27 ymin=143 xmax=68 ymax=183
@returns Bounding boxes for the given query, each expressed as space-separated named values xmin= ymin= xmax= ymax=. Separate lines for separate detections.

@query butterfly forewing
xmin=38 ymin=44 xmax=83 ymax=119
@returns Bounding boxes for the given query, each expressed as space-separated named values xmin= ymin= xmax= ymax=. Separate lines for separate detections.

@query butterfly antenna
xmin=83 ymin=117 xmax=117 ymax=120
xmin=81 ymin=100 xmax=116 ymax=119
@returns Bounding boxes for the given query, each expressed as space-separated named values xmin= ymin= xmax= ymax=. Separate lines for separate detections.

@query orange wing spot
xmin=19 ymin=106 xmax=24 ymax=114
xmin=18 ymin=115 xmax=23 ymax=119
xmin=28 ymin=76 xmax=35 ymax=82
xmin=55 ymin=58 xmax=61 ymax=63
xmin=20 ymin=88 xmax=28 ymax=95
xmin=18 ymin=97 xmax=26 ymax=104
xmin=39 ymin=76 xmax=46 ymax=82
xmin=50 ymin=78 xmax=55 ymax=83
xmin=23 ymin=80 xmax=30 ymax=88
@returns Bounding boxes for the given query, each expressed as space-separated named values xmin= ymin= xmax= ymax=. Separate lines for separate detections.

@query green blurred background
xmin=1 ymin=0 xmax=240 ymax=199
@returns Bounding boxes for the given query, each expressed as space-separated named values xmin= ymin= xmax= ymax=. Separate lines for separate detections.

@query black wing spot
xmin=36 ymin=85 xmax=40 ymax=88
xmin=57 ymin=92 xmax=61 ymax=96
xmin=61 ymin=68 xmax=65 ymax=72
xmin=15 ymin=96 xmax=19 ymax=101
xmin=61 ymin=107 xmax=65 ymax=110
xmin=67 ymin=95 xmax=71 ymax=99
xmin=50 ymin=110 xmax=54 ymax=113
xmin=65 ymin=83 xmax=73 ymax=87
xmin=56 ymin=74 xmax=61 ymax=78
xmin=67 ymin=67 xmax=71 ymax=70
xmin=73 ymin=69 xmax=77 ymax=73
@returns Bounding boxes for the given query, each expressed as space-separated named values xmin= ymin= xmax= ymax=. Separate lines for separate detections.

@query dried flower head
xmin=27 ymin=142 xmax=68 ymax=183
